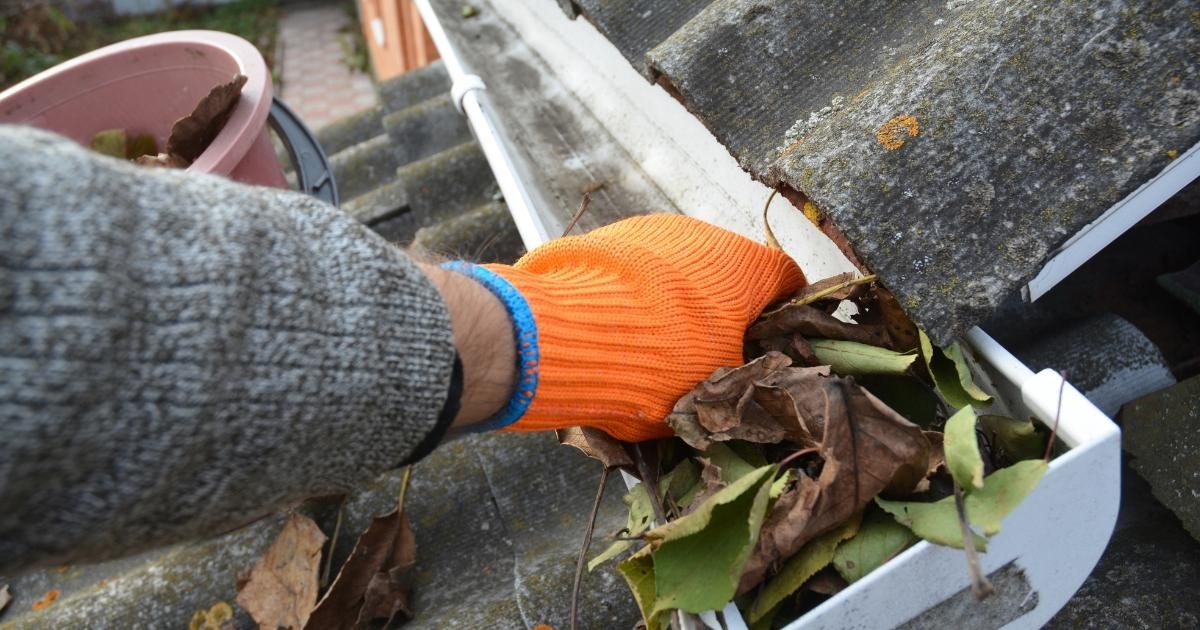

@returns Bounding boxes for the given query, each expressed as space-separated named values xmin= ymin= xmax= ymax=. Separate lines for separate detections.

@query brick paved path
xmin=278 ymin=1 xmax=377 ymax=131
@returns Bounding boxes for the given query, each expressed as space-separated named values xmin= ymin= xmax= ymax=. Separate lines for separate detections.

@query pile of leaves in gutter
xmin=563 ymin=274 xmax=1054 ymax=630
xmin=89 ymin=73 xmax=247 ymax=169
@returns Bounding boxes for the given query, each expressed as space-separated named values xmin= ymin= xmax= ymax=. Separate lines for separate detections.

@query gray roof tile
xmin=569 ymin=0 xmax=1200 ymax=342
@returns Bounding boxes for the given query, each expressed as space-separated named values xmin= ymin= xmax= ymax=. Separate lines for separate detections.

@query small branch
xmin=396 ymin=465 xmax=413 ymax=513
xmin=954 ymin=483 xmax=993 ymax=600
xmin=633 ymin=443 xmax=668 ymax=525
xmin=760 ymin=273 xmax=879 ymax=318
xmin=777 ymin=447 xmax=820 ymax=469
xmin=1044 ymin=371 xmax=1067 ymax=463
xmin=561 ymin=193 xmax=592 ymax=237
xmin=320 ymin=496 xmax=347 ymax=588
xmin=571 ymin=466 xmax=610 ymax=630
xmin=761 ymin=189 xmax=783 ymax=250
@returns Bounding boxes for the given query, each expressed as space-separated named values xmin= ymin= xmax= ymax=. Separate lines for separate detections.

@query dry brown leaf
xmin=748 ymin=304 xmax=891 ymax=348
xmin=167 ymin=74 xmax=248 ymax=163
xmin=737 ymin=379 xmax=930 ymax=593
xmin=305 ymin=507 xmax=416 ymax=629
xmin=353 ymin=514 xmax=416 ymax=626
xmin=557 ymin=427 xmax=633 ymax=469
xmin=666 ymin=354 xmax=832 ymax=450
xmin=682 ymin=457 xmax=727 ymax=516
xmin=855 ymin=285 xmax=920 ymax=352
xmin=694 ymin=353 xmax=793 ymax=433
xmin=236 ymin=513 xmax=326 ymax=630
xmin=758 ymin=334 xmax=820 ymax=366
xmin=752 ymin=366 xmax=834 ymax=449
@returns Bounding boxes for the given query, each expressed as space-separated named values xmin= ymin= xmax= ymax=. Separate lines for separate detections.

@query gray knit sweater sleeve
xmin=0 ymin=126 xmax=456 ymax=573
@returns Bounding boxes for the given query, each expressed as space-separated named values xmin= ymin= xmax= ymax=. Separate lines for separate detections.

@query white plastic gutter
xmin=414 ymin=0 xmax=554 ymax=250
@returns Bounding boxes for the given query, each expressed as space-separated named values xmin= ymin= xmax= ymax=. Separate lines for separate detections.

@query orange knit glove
xmin=480 ymin=214 xmax=806 ymax=442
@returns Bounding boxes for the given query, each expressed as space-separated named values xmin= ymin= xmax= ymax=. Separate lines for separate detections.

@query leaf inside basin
xmin=876 ymin=459 xmax=1048 ymax=549
xmin=644 ymin=465 xmax=777 ymax=614
xmin=944 ymin=406 xmax=985 ymax=490
xmin=810 ymin=339 xmax=918 ymax=376
xmin=832 ymin=508 xmax=917 ymax=583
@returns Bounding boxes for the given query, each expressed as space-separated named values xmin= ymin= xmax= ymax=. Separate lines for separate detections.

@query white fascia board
xmin=1025 ymin=141 xmax=1200 ymax=301
xmin=484 ymin=0 xmax=859 ymax=282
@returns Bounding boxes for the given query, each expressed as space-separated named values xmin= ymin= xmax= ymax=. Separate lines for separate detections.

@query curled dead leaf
xmin=236 ymin=513 xmax=326 ymax=630
xmin=748 ymin=304 xmax=891 ymax=348
xmin=737 ymin=379 xmax=930 ymax=593
xmin=167 ymin=74 xmax=248 ymax=163
xmin=306 ymin=507 xmax=416 ymax=629
xmin=557 ymin=426 xmax=633 ymax=469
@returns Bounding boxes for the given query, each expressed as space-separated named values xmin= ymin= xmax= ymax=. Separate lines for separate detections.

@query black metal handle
xmin=268 ymin=97 xmax=339 ymax=207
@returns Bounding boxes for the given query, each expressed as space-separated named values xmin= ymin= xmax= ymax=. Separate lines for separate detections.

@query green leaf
xmin=918 ymin=330 xmax=992 ymax=409
xmin=980 ymin=415 xmax=1045 ymax=462
xmin=749 ymin=512 xmax=862 ymax=622
xmin=661 ymin=459 xmax=700 ymax=508
xmin=702 ymin=442 xmax=757 ymax=484
xmin=618 ymin=546 xmax=668 ymax=630
xmin=90 ymin=128 xmax=127 ymax=159
xmin=944 ymin=406 xmax=984 ymax=490
xmin=645 ymin=465 xmax=777 ymax=614
xmin=944 ymin=343 xmax=993 ymax=405
xmin=832 ymin=509 xmax=917 ymax=583
xmin=811 ymin=339 xmax=918 ymax=376
xmin=876 ymin=459 xmax=1048 ymax=548
xmin=589 ymin=483 xmax=656 ymax=571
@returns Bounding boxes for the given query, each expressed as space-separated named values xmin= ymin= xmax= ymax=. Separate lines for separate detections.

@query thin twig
xmin=954 ymin=482 xmax=993 ymax=600
xmin=760 ymin=273 xmax=879 ymax=318
xmin=633 ymin=443 xmax=668 ymax=524
xmin=1044 ymin=371 xmax=1068 ymax=463
xmin=777 ymin=446 xmax=820 ymax=469
xmin=762 ymin=189 xmax=783 ymax=250
xmin=396 ymin=465 xmax=413 ymax=513
xmin=571 ymin=467 xmax=610 ymax=630
xmin=561 ymin=193 xmax=592 ymax=237
xmin=320 ymin=496 xmax=347 ymax=588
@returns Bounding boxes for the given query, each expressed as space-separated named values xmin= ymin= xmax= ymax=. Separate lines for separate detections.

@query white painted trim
xmin=1026 ymin=141 xmax=1200 ymax=301
xmin=477 ymin=0 xmax=858 ymax=281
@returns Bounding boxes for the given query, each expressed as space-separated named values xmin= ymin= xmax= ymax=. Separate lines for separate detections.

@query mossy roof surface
xmin=570 ymin=0 xmax=1200 ymax=343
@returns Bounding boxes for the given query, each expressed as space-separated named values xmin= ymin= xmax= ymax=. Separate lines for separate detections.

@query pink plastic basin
xmin=0 ymin=30 xmax=287 ymax=188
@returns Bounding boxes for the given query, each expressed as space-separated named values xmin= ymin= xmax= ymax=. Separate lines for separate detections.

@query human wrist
xmin=418 ymin=263 xmax=518 ymax=429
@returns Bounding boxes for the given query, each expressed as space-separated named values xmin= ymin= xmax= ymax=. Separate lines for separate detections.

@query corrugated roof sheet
xmin=568 ymin=0 xmax=1200 ymax=342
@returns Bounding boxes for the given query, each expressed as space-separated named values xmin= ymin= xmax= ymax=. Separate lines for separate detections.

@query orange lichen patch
xmin=54 ymin=565 xmax=69 ymax=574
xmin=802 ymin=201 xmax=823 ymax=225
xmin=780 ymin=139 xmax=804 ymax=157
xmin=32 ymin=589 xmax=59 ymax=611
xmin=532 ymin=625 xmax=555 ymax=630
xmin=1167 ymin=148 xmax=1179 ymax=159
xmin=875 ymin=115 xmax=920 ymax=150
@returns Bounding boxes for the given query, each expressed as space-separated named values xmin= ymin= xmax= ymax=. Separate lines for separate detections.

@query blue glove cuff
xmin=441 ymin=261 xmax=539 ymax=431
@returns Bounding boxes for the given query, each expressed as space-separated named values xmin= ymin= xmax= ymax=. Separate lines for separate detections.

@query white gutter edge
xmin=1025 ymin=140 xmax=1200 ymax=302
xmin=414 ymin=0 xmax=554 ymax=250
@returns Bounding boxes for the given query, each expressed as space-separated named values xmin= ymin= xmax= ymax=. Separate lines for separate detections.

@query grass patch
xmin=2 ymin=0 xmax=279 ymax=91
